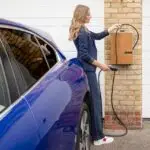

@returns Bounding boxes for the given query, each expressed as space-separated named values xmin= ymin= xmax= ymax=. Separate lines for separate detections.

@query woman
xmin=69 ymin=4 xmax=120 ymax=146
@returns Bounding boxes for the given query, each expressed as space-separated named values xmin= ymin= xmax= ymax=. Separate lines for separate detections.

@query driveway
xmin=91 ymin=120 xmax=150 ymax=150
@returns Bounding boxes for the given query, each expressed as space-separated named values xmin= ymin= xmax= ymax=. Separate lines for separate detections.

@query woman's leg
xmin=85 ymin=71 xmax=104 ymax=141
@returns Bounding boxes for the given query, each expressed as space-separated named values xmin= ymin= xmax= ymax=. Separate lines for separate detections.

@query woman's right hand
xmin=92 ymin=60 xmax=110 ymax=71
xmin=108 ymin=24 xmax=121 ymax=33
xmin=99 ymin=63 xmax=110 ymax=71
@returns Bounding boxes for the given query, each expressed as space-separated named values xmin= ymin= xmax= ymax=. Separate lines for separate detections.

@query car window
xmin=30 ymin=34 xmax=58 ymax=69
xmin=0 ymin=28 xmax=58 ymax=104
xmin=0 ymin=36 xmax=20 ymax=104
xmin=0 ymin=57 xmax=11 ymax=112
xmin=0 ymin=38 xmax=15 ymax=111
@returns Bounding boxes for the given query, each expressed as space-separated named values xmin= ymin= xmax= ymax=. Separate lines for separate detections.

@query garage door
xmin=0 ymin=0 xmax=105 ymax=114
xmin=143 ymin=0 xmax=150 ymax=118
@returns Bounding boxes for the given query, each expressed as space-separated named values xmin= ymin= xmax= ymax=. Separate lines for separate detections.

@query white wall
xmin=142 ymin=0 xmax=150 ymax=118
xmin=0 ymin=0 xmax=104 ymax=58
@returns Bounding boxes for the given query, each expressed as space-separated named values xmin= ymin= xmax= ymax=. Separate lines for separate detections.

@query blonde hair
xmin=69 ymin=4 xmax=89 ymax=41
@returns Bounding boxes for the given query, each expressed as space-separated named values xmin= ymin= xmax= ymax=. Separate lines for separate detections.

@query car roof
xmin=0 ymin=18 xmax=66 ymax=60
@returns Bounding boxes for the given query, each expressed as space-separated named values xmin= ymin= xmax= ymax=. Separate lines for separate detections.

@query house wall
xmin=104 ymin=0 xmax=142 ymax=129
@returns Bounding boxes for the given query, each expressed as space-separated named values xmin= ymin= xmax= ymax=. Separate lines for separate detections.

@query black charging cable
xmin=98 ymin=24 xmax=139 ymax=137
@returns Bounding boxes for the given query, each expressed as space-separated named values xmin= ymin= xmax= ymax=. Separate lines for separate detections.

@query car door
xmin=27 ymin=60 xmax=88 ymax=150
xmin=19 ymin=36 xmax=88 ymax=149
xmin=0 ymin=30 xmax=40 ymax=150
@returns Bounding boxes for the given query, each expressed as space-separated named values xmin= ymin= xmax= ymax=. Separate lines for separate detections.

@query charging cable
xmin=98 ymin=24 xmax=139 ymax=137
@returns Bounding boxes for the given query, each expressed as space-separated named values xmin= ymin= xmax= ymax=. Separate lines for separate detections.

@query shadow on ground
xmin=91 ymin=121 xmax=150 ymax=150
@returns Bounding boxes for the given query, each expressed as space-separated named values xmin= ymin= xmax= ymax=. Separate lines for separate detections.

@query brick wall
xmin=104 ymin=0 xmax=142 ymax=129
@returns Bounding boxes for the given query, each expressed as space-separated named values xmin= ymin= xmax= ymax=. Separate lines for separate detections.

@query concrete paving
xmin=91 ymin=120 xmax=150 ymax=150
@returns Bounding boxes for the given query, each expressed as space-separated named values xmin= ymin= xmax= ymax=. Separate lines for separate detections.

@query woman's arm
xmin=90 ymin=30 xmax=109 ymax=40
xmin=90 ymin=24 xmax=121 ymax=40
xmin=78 ymin=30 xmax=110 ymax=71
xmin=78 ymin=30 xmax=94 ymax=63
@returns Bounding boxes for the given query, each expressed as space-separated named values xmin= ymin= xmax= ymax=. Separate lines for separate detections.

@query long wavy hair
xmin=69 ymin=4 xmax=89 ymax=41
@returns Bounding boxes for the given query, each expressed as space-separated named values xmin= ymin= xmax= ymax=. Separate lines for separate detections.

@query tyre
xmin=75 ymin=103 xmax=91 ymax=150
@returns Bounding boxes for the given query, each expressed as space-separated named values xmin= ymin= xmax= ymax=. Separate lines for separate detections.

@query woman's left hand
xmin=108 ymin=24 xmax=121 ymax=33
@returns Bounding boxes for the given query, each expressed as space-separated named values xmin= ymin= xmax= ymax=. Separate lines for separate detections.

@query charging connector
xmin=108 ymin=65 xmax=119 ymax=71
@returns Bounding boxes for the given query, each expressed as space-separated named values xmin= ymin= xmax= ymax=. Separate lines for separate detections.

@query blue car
xmin=0 ymin=19 xmax=91 ymax=150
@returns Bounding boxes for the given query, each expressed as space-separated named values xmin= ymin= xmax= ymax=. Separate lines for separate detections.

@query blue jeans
xmin=85 ymin=71 xmax=104 ymax=141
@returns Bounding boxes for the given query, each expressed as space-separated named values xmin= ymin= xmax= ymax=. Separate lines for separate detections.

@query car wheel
xmin=75 ymin=103 xmax=91 ymax=150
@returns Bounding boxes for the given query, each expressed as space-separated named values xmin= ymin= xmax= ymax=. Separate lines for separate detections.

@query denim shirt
xmin=73 ymin=27 xmax=109 ymax=72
